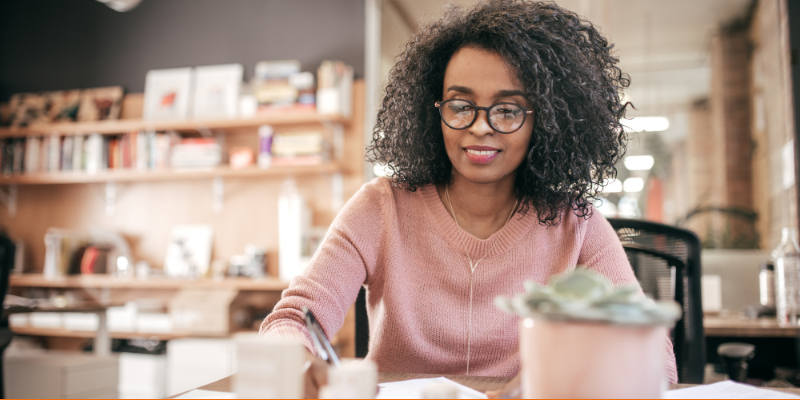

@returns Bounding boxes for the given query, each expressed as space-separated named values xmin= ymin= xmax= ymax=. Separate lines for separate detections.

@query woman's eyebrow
xmin=496 ymin=89 xmax=526 ymax=98
xmin=446 ymin=85 xmax=473 ymax=94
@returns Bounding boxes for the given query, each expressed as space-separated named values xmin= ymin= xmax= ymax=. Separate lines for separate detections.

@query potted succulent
xmin=495 ymin=268 xmax=681 ymax=398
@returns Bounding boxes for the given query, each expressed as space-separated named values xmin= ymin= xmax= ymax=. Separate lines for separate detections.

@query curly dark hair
xmin=366 ymin=0 xmax=631 ymax=225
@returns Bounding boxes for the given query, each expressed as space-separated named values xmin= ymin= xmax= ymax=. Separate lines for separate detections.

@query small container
xmin=759 ymin=261 xmax=775 ymax=308
xmin=258 ymin=125 xmax=273 ymax=169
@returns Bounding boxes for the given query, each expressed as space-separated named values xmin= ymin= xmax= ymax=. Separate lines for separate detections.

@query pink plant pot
xmin=519 ymin=317 xmax=666 ymax=399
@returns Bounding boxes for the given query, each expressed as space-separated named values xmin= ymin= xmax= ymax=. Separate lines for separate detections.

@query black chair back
xmin=607 ymin=218 xmax=705 ymax=384
xmin=0 ymin=233 xmax=16 ymax=399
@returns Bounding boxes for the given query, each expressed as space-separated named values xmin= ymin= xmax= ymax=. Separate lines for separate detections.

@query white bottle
xmin=772 ymin=228 xmax=800 ymax=327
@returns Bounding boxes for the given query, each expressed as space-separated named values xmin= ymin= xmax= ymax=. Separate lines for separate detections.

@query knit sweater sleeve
xmin=577 ymin=210 xmax=680 ymax=384
xmin=259 ymin=178 xmax=388 ymax=352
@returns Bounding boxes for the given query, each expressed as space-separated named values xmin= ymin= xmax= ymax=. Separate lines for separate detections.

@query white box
xmin=9 ymin=313 xmax=28 ymax=328
xmin=4 ymin=351 xmax=118 ymax=399
xmin=63 ymin=312 xmax=99 ymax=331
xmin=119 ymin=353 xmax=166 ymax=399
xmin=167 ymin=338 xmax=235 ymax=396
xmin=702 ymin=274 xmax=723 ymax=313
xmin=234 ymin=337 xmax=304 ymax=399
xmin=29 ymin=312 xmax=62 ymax=329
xmin=108 ymin=304 xmax=136 ymax=332
xmin=136 ymin=313 xmax=173 ymax=334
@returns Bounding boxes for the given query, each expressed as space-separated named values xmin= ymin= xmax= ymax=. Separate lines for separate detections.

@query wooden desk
xmin=704 ymin=315 xmax=799 ymax=338
xmin=194 ymin=373 xmax=800 ymax=397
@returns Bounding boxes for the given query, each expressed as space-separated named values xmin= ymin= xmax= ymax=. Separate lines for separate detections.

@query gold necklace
xmin=445 ymin=184 xmax=518 ymax=273
xmin=444 ymin=184 xmax=518 ymax=375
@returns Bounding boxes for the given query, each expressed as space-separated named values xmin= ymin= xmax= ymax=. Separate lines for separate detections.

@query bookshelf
xmin=0 ymin=112 xmax=348 ymax=138
xmin=2 ymin=81 xmax=364 ymax=354
xmin=10 ymin=326 xmax=190 ymax=341
xmin=9 ymin=273 xmax=289 ymax=291
xmin=0 ymin=163 xmax=342 ymax=185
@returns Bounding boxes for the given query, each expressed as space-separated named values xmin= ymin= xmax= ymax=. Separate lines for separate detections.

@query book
xmin=62 ymin=136 xmax=73 ymax=171
xmin=24 ymin=137 xmax=40 ymax=174
xmin=72 ymin=135 xmax=84 ymax=171
xmin=85 ymin=134 xmax=103 ymax=173
xmin=13 ymin=139 xmax=25 ymax=174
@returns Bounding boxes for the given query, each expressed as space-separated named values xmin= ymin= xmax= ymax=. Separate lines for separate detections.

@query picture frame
xmin=9 ymin=93 xmax=49 ymax=127
xmin=77 ymin=86 xmax=124 ymax=121
xmin=163 ymin=225 xmax=214 ymax=278
xmin=192 ymin=63 xmax=243 ymax=119
xmin=143 ymin=67 xmax=193 ymax=121
xmin=45 ymin=90 xmax=82 ymax=123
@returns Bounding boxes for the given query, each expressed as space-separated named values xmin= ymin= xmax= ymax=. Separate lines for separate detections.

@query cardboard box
xmin=170 ymin=288 xmax=237 ymax=335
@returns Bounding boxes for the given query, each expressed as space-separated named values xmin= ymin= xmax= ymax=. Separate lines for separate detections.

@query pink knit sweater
xmin=260 ymin=177 xmax=679 ymax=382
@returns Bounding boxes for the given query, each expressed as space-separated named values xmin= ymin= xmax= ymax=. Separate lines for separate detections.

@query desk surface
xmin=196 ymin=373 xmax=800 ymax=396
xmin=704 ymin=315 xmax=800 ymax=338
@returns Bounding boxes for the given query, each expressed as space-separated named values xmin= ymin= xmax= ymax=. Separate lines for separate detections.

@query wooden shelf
xmin=11 ymin=326 xmax=189 ymax=340
xmin=10 ymin=274 xmax=290 ymax=291
xmin=0 ymin=112 xmax=348 ymax=137
xmin=0 ymin=163 xmax=342 ymax=185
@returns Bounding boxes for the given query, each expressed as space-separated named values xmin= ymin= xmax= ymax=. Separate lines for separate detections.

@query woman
xmin=261 ymin=0 xmax=678 ymax=386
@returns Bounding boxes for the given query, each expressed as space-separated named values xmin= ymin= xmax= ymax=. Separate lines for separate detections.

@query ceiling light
xmin=624 ymin=155 xmax=655 ymax=171
xmin=620 ymin=117 xmax=670 ymax=132
xmin=602 ymin=179 xmax=623 ymax=193
xmin=97 ymin=0 xmax=142 ymax=12
xmin=623 ymin=177 xmax=645 ymax=193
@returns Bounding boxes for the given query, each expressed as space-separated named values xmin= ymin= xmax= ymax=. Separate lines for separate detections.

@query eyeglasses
xmin=434 ymin=99 xmax=533 ymax=134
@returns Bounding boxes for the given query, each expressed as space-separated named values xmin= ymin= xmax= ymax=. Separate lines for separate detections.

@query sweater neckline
xmin=420 ymin=184 xmax=533 ymax=260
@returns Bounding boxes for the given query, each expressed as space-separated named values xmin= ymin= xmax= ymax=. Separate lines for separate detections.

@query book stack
xmin=0 ymin=131 xmax=192 ymax=175
xmin=270 ymin=131 xmax=327 ymax=166
xmin=170 ymin=138 xmax=222 ymax=169
xmin=316 ymin=60 xmax=353 ymax=117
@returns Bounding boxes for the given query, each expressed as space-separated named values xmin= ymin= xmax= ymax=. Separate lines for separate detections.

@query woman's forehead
xmin=443 ymin=47 xmax=523 ymax=96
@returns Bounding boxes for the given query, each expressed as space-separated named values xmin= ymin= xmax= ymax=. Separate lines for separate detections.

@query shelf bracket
xmin=213 ymin=177 xmax=224 ymax=214
xmin=0 ymin=185 xmax=17 ymax=218
xmin=331 ymin=173 xmax=343 ymax=212
xmin=105 ymin=181 xmax=116 ymax=217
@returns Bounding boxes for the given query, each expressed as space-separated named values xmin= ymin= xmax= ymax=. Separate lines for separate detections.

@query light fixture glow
xmin=602 ymin=179 xmax=623 ymax=193
xmin=624 ymin=155 xmax=655 ymax=171
xmin=623 ymin=177 xmax=645 ymax=193
xmin=372 ymin=163 xmax=391 ymax=177
xmin=620 ymin=117 xmax=670 ymax=132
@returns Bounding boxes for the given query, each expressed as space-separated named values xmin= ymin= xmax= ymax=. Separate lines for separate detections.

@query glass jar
xmin=771 ymin=228 xmax=800 ymax=327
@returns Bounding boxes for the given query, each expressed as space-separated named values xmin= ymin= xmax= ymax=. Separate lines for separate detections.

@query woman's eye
xmin=449 ymin=104 xmax=473 ymax=113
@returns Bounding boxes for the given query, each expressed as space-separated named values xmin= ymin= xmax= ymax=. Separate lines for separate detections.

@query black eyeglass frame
xmin=434 ymin=99 xmax=534 ymax=134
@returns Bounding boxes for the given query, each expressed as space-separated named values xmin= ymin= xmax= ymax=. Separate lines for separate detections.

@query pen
xmin=303 ymin=306 xmax=341 ymax=367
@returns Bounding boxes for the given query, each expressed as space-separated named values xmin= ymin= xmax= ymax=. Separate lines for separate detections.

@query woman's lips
xmin=463 ymin=146 xmax=500 ymax=164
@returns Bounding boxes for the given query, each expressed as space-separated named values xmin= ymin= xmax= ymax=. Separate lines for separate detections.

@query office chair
xmin=0 ymin=233 xmax=17 ymax=399
xmin=607 ymin=218 xmax=705 ymax=384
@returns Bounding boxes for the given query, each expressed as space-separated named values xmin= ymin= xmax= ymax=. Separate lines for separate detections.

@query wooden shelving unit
xmin=11 ymin=326 xmax=190 ymax=341
xmin=10 ymin=274 xmax=290 ymax=291
xmin=0 ymin=112 xmax=347 ymax=137
xmin=0 ymin=163 xmax=342 ymax=185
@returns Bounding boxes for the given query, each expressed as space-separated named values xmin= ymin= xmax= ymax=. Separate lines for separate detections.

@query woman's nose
xmin=469 ymin=110 xmax=495 ymax=136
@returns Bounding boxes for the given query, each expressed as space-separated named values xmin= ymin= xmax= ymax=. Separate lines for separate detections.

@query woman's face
xmin=440 ymin=46 xmax=534 ymax=186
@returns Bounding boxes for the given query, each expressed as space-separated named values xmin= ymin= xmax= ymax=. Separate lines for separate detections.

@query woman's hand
xmin=486 ymin=374 xmax=521 ymax=399
xmin=302 ymin=353 xmax=328 ymax=399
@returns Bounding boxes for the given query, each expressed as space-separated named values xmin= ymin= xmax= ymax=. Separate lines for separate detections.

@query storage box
xmin=119 ymin=353 xmax=166 ymax=399
xmin=29 ymin=312 xmax=62 ymax=329
xmin=167 ymin=338 xmax=235 ymax=396
xmin=4 ymin=351 xmax=118 ymax=399
xmin=170 ymin=288 xmax=237 ymax=335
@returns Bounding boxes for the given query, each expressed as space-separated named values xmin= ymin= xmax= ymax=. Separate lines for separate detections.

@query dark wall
xmin=0 ymin=0 xmax=364 ymax=101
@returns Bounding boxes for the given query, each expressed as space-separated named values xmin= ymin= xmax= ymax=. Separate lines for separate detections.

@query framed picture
xmin=9 ymin=93 xmax=49 ymax=127
xmin=45 ymin=90 xmax=82 ymax=122
xmin=77 ymin=86 xmax=124 ymax=121
xmin=164 ymin=225 xmax=213 ymax=278
xmin=192 ymin=63 xmax=243 ymax=119
xmin=143 ymin=67 xmax=193 ymax=121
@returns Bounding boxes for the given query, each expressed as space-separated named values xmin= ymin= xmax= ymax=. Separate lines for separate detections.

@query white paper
xmin=173 ymin=389 xmax=236 ymax=399
xmin=664 ymin=380 xmax=800 ymax=399
xmin=376 ymin=377 xmax=488 ymax=399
